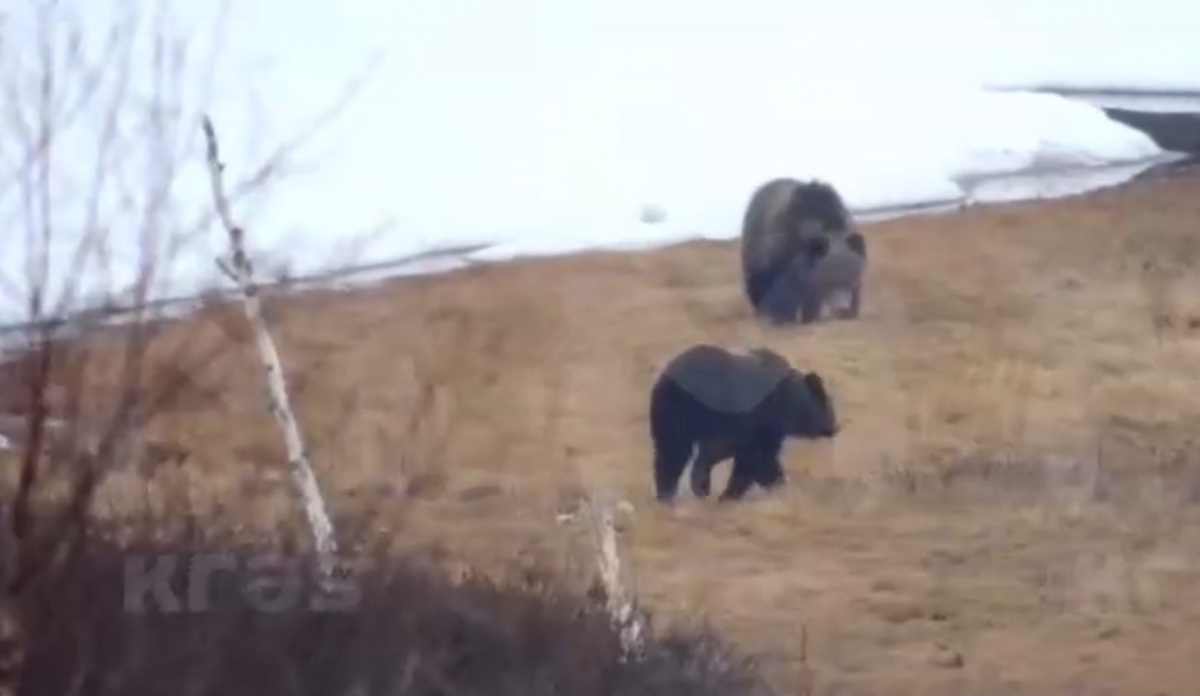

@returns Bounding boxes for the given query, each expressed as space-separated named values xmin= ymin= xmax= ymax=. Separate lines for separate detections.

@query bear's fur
xmin=648 ymin=344 xmax=839 ymax=503
xmin=739 ymin=177 xmax=867 ymax=325
xmin=798 ymin=225 xmax=868 ymax=323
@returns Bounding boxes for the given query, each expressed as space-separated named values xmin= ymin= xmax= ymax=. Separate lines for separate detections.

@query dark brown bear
xmin=648 ymin=344 xmax=839 ymax=503
xmin=740 ymin=177 xmax=867 ymax=325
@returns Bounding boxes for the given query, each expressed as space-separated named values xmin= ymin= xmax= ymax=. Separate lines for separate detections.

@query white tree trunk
xmin=199 ymin=116 xmax=339 ymax=578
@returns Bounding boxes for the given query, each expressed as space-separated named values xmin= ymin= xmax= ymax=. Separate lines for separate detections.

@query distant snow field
xmin=0 ymin=0 xmax=1198 ymax=328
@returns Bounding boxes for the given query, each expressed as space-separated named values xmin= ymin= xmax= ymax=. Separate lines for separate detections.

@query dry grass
xmin=7 ymin=175 xmax=1200 ymax=695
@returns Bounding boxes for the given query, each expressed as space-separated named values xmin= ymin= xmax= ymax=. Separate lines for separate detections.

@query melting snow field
xmin=0 ymin=0 xmax=1198 ymax=328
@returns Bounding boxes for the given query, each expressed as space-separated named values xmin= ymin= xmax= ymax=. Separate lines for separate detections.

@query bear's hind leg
xmin=690 ymin=438 xmax=734 ymax=498
xmin=654 ymin=436 xmax=694 ymax=503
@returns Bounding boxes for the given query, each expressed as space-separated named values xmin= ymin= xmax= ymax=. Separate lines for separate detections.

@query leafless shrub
xmin=0 ymin=3 xmax=782 ymax=694
xmin=0 ymin=0 xmax=369 ymax=686
xmin=4 ymin=484 xmax=775 ymax=696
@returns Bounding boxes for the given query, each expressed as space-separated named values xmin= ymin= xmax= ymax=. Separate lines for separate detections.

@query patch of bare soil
xmin=5 ymin=176 xmax=1200 ymax=695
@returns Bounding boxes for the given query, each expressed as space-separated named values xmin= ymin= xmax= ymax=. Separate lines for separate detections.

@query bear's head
xmin=780 ymin=370 xmax=839 ymax=438
xmin=784 ymin=180 xmax=852 ymax=238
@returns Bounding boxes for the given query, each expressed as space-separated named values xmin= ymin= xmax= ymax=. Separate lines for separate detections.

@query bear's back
xmin=652 ymin=345 xmax=794 ymax=427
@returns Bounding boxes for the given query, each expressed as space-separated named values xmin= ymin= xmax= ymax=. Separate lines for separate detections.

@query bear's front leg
xmin=754 ymin=459 xmax=787 ymax=490
xmin=719 ymin=435 xmax=786 ymax=502
xmin=718 ymin=439 xmax=769 ymax=502
xmin=835 ymin=283 xmax=861 ymax=320
xmin=717 ymin=467 xmax=755 ymax=502
xmin=798 ymin=289 xmax=824 ymax=324
xmin=761 ymin=292 xmax=801 ymax=326
xmin=757 ymin=269 xmax=805 ymax=326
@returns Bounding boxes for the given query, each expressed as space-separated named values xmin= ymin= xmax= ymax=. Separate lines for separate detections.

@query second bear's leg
xmin=835 ymin=284 xmax=861 ymax=320
xmin=758 ymin=269 xmax=805 ymax=325
xmin=762 ymin=289 xmax=801 ymax=326
xmin=798 ymin=289 xmax=824 ymax=324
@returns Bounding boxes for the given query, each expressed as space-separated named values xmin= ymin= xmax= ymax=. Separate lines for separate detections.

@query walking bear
xmin=649 ymin=344 xmax=840 ymax=503
xmin=740 ymin=177 xmax=867 ymax=325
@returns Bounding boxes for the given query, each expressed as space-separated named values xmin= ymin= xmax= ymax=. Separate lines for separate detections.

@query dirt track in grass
xmin=5 ymin=175 xmax=1200 ymax=695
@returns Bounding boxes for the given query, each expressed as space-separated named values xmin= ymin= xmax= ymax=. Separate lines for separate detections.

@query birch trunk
xmin=199 ymin=116 xmax=339 ymax=578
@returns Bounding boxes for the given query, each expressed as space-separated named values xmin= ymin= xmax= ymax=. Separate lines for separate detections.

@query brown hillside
xmin=4 ymin=175 xmax=1200 ymax=695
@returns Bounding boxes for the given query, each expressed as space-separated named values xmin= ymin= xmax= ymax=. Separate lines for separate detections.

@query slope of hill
xmin=4 ymin=175 xmax=1200 ymax=696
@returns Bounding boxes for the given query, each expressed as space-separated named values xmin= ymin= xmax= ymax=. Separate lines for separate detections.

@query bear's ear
xmin=802 ymin=371 xmax=828 ymax=402
xmin=845 ymin=231 xmax=867 ymax=257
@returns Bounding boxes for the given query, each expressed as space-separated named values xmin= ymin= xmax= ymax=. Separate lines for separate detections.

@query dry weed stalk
xmin=561 ymin=493 xmax=645 ymax=656
xmin=199 ymin=115 xmax=338 ymax=577
xmin=594 ymin=499 xmax=644 ymax=656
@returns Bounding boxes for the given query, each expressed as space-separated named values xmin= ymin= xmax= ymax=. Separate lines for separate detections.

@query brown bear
xmin=740 ymin=177 xmax=867 ymax=325
xmin=648 ymin=344 xmax=839 ymax=503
